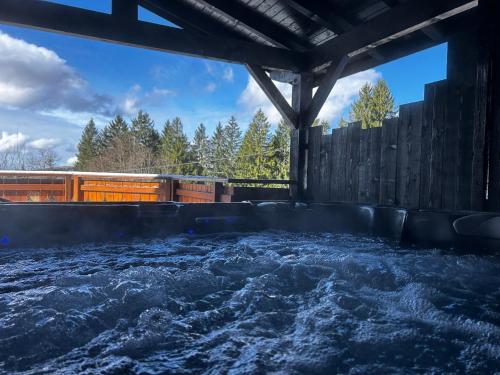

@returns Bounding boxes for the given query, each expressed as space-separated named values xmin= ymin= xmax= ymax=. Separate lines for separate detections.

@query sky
xmin=0 ymin=0 xmax=448 ymax=165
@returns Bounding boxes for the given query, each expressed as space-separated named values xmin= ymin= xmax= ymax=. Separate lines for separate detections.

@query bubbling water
xmin=0 ymin=232 xmax=499 ymax=374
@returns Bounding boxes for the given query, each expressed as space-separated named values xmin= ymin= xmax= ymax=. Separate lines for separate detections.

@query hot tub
xmin=0 ymin=202 xmax=499 ymax=373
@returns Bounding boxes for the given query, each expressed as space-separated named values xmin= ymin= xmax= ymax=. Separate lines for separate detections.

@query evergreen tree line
xmin=75 ymin=109 xmax=298 ymax=179
xmin=339 ymin=79 xmax=396 ymax=129
xmin=75 ymin=79 xmax=395 ymax=177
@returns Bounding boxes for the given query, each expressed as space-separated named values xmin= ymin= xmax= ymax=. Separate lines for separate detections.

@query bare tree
xmin=0 ymin=144 xmax=59 ymax=170
xmin=89 ymin=133 xmax=157 ymax=173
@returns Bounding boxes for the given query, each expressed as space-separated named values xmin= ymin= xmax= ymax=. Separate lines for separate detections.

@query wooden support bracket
xmin=246 ymin=64 xmax=298 ymax=128
xmin=303 ymin=55 xmax=349 ymax=127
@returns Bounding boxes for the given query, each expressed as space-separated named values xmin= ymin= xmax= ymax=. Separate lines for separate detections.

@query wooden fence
xmin=0 ymin=172 xmax=289 ymax=203
xmin=307 ymin=77 xmax=490 ymax=211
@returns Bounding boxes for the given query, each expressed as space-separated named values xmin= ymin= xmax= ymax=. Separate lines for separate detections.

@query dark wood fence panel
xmin=329 ymin=128 xmax=341 ymax=201
xmin=379 ymin=118 xmax=398 ymax=205
xmin=357 ymin=127 xmax=370 ymax=203
xmin=346 ymin=123 xmax=361 ymax=202
xmin=319 ymin=134 xmax=332 ymax=200
xmin=307 ymin=126 xmax=323 ymax=200
xmin=369 ymin=127 xmax=382 ymax=203
xmin=358 ymin=126 xmax=382 ymax=203
xmin=396 ymin=101 xmax=424 ymax=208
xmin=420 ymin=80 xmax=447 ymax=209
xmin=337 ymin=127 xmax=348 ymax=201
xmin=307 ymin=73 xmax=489 ymax=210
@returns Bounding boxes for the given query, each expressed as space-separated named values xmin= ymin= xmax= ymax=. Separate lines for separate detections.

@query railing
xmin=0 ymin=171 xmax=291 ymax=203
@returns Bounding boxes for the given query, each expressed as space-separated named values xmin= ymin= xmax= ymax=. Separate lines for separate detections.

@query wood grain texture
xmin=379 ymin=118 xmax=398 ymax=205
xmin=396 ymin=102 xmax=424 ymax=208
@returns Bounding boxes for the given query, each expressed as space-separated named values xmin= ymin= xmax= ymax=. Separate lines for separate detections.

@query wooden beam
xmin=112 ymin=0 xmax=138 ymax=20
xmin=311 ymin=10 xmax=477 ymax=84
xmin=311 ymin=0 xmax=478 ymax=68
xmin=380 ymin=0 xmax=446 ymax=41
xmin=304 ymin=55 xmax=349 ymax=127
xmin=283 ymin=0 xmax=353 ymax=35
xmin=283 ymin=0 xmax=384 ymax=62
xmin=139 ymin=0 xmax=238 ymax=38
xmin=246 ymin=65 xmax=298 ymax=128
xmin=0 ymin=0 xmax=305 ymax=71
xmin=200 ymin=0 xmax=313 ymax=51
xmin=284 ymin=0 xmax=385 ymax=62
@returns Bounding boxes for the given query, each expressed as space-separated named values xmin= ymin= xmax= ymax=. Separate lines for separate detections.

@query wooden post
xmin=479 ymin=0 xmax=500 ymax=211
xmin=64 ymin=175 xmax=72 ymax=202
xmin=213 ymin=182 xmax=224 ymax=202
xmin=72 ymin=176 xmax=83 ymax=202
xmin=159 ymin=178 xmax=172 ymax=201
xmin=171 ymin=179 xmax=179 ymax=202
xmin=290 ymin=72 xmax=313 ymax=201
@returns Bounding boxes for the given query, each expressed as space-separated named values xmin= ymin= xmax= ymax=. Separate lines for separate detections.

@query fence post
xmin=213 ymin=182 xmax=224 ymax=202
xmin=159 ymin=178 xmax=172 ymax=201
xmin=72 ymin=176 xmax=83 ymax=202
xmin=171 ymin=179 xmax=179 ymax=202
xmin=64 ymin=175 xmax=72 ymax=202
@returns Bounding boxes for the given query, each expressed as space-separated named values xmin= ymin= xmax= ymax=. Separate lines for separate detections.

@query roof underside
xmin=0 ymin=0 xmax=479 ymax=78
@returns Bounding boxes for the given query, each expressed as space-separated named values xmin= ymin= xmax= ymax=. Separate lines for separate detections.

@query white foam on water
xmin=0 ymin=232 xmax=499 ymax=374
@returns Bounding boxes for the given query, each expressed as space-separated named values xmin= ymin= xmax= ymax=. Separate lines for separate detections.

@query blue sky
xmin=0 ymin=0 xmax=448 ymax=165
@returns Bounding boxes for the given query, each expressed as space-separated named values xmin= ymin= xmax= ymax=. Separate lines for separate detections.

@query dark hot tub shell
xmin=0 ymin=202 xmax=499 ymax=251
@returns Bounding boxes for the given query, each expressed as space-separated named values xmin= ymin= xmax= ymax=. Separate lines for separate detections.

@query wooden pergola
xmin=0 ymin=0 xmax=496 ymax=202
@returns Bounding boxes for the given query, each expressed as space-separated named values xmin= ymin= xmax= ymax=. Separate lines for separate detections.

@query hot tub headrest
xmin=453 ymin=214 xmax=500 ymax=240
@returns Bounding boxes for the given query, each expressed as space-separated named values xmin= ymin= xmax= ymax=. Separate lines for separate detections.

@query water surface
xmin=0 ymin=232 xmax=499 ymax=374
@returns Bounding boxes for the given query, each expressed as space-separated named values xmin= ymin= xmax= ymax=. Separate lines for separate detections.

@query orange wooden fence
xmin=0 ymin=172 xmax=291 ymax=203
xmin=0 ymin=172 xmax=225 ymax=203
xmin=0 ymin=174 xmax=70 ymax=202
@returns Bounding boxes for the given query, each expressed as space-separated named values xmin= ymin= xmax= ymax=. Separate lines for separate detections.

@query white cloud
xmin=238 ymin=69 xmax=381 ymax=124
xmin=120 ymin=84 xmax=141 ymax=115
xmin=28 ymin=137 xmax=60 ymax=149
xmin=121 ymin=97 xmax=139 ymax=115
xmin=120 ymin=84 xmax=176 ymax=115
xmin=39 ymin=109 xmax=110 ymax=130
xmin=67 ymin=155 xmax=78 ymax=165
xmin=204 ymin=61 xmax=215 ymax=76
xmin=145 ymin=87 xmax=176 ymax=101
xmin=0 ymin=131 xmax=61 ymax=153
xmin=0 ymin=131 xmax=27 ymax=152
xmin=0 ymin=108 xmax=83 ymax=165
xmin=0 ymin=30 xmax=113 ymax=115
xmin=205 ymin=82 xmax=217 ymax=93
xmin=223 ymin=67 xmax=234 ymax=83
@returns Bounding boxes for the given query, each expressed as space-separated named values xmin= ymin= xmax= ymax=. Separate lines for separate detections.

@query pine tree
xmin=339 ymin=117 xmax=348 ymax=128
xmin=312 ymin=119 xmax=330 ymax=134
xmin=319 ymin=119 xmax=330 ymax=135
xmin=192 ymin=123 xmax=209 ymax=176
xmin=208 ymin=122 xmax=226 ymax=176
xmin=236 ymin=109 xmax=271 ymax=179
xmin=131 ymin=110 xmax=160 ymax=154
xmin=371 ymin=79 xmax=396 ymax=127
xmin=75 ymin=119 xmax=99 ymax=170
xmin=350 ymin=79 xmax=396 ymax=129
xmin=100 ymin=115 xmax=129 ymax=149
xmin=350 ymin=83 xmax=374 ymax=129
xmin=223 ymin=116 xmax=242 ymax=177
xmin=268 ymin=119 xmax=290 ymax=179
xmin=160 ymin=117 xmax=191 ymax=174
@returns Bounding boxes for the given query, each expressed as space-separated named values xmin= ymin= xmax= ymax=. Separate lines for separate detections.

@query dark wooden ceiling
xmin=0 ymin=0 xmax=479 ymax=77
